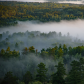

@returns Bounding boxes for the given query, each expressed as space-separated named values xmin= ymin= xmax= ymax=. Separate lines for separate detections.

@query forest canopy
xmin=0 ymin=1 xmax=84 ymax=26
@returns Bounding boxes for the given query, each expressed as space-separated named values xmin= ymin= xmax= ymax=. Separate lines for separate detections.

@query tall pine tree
xmin=36 ymin=62 xmax=48 ymax=83
xmin=52 ymin=62 xmax=66 ymax=84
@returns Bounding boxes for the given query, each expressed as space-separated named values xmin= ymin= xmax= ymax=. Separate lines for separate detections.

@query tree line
xmin=1 ymin=44 xmax=84 ymax=59
xmin=0 ymin=31 xmax=84 ymax=54
xmin=0 ymin=1 xmax=84 ymax=26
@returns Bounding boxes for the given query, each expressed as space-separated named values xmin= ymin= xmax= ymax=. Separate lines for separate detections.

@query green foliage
xmin=51 ymin=62 xmax=66 ymax=84
xmin=66 ymin=58 xmax=84 ymax=84
xmin=68 ymin=46 xmax=84 ymax=56
xmin=15 ymin=42 xmax=19 ymax=48
xmin=57 ymin=48 xmax=63 ymax=57
xmin=22 ymin=47 xmax=28 ymax=55
xmin=17 ymin=80 xmax=25 ymax=84
xmin=22 ymin=46 xmax=36 ymax=55
xmin=56 ymin=62 xmax=66 ymax=76
xmin=1 ymin=71 xmax=18 ymax=84
xmin=23 ymin=71 xmax=33 ymax=84
xmin=36 ymin=62 xmax=48 ymax=83
xmin=29 ymin=46 xmax=35 ymax=53
xmin=63 ymin=44 xmax=68 ymax=55
xmin=0 ymin=47 xmax=20 ymax=58
xmin=0 ymin=1 xmax=84 ymax=26
xmin=40 ymin=51 xmax=48 ymax=58
xmin=66 ymin=60 xmax=80 ymax=84
xmin=29 ymin=81 xmax=42 ymax=84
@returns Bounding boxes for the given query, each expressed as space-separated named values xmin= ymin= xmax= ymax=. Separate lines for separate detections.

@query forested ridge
xmin=0 ymin=31 xmax=84 ymax=84
xmin=0 ymin=1 xmax=84 ymax=26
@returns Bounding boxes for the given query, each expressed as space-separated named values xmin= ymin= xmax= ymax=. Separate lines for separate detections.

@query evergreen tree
xmin=23 ymin=71 xmax=33 ymax=84
xmin=36 ymin=62 xmax=48 ymax=83
xmin=66 ymin=60 xmax=81 ymax=84
xmin=63 ymin=44 xmax=68 ymax=55
xmin=57 ymin=48 xmax=63 ymax=57
xmin=15 ymin=42 xmax=19 ymax=48
xmin=52 ymin=62 xmax=66 ymax=84
xmin=78 ymin=58 xmax=84 ymax=83
xmin=1 ymin=71 xmax=18 ymax=84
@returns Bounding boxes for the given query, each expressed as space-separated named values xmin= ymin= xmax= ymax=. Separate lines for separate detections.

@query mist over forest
xmin=1 ymin=1 xmax=84 ymax=84
xmin=1 ymin=19 xmax=84 ymax=40
xmin=0 ymin=19 xmax=84 ymax=84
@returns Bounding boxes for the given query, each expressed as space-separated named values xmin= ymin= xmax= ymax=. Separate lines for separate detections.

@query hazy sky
xmin=0 ymin=0 xmax=84 ymax=3
xmin=0 ymin=0 xmax=84 ymax=4
xmin=1 ymin=0 xmax=47 ymax=2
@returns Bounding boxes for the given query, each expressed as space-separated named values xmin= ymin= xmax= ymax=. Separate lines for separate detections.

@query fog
xmin=0 ymin=54 xmax=58 ymax=79
xmin=58 ymin=0 xmax=84 ymax=4
xmin=0 ymin=19 xmax=84 ymax=40
xmin=0 ymin=53 xmax=77 ymax=80
xmin=0 ymin=19 xmax=84 ymax=81
xmin=0 ymin=19 xmax=84 ymax=54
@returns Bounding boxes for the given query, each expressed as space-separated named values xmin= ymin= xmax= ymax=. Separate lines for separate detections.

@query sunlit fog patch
xmin=0 ymin=19 xmax=84 ymax=40
xmin=58 ymin=1 xmax=84 ymax=4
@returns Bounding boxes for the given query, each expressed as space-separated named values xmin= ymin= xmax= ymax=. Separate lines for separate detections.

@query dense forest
xmin=0 ymin=1 xmax=84 ymax=26
xmin=0 ymin=31 xmax=84 ymax=84
xmin=0 ymin=1 xmax=84 ymax=84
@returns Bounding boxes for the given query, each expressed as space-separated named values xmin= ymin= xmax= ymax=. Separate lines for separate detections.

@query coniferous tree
xmin=52 ymin=62 xmax=66 ymax=84
xmin=66 ymin=60 xmax=81 ymax=84
xmin=15 ymin=42 xmax=19 ymax=48
xmin=78 ymin=58 xmax=84 ymax=83
xmin=36 ymin=62 xmax=48 ymax=83
xmin=23 ymin=71 xmax=33 ymax=84
xmin=1 ymin=71 xmax=18 ymax=84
